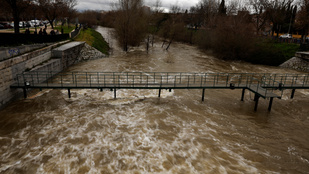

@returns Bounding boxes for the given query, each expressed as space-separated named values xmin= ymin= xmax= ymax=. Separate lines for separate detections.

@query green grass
xmin=272 ymin=42 xmax=300 ymax=60
xmin=54 ymin=25 xmax=75 ymax=34
xmin=74 ymin=28 xmax=109 ymax=55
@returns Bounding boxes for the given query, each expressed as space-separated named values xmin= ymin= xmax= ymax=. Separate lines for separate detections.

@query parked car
xmin=19 ymin=21 xmax=24 ymax=28
xmin=30 ymin=20 xmax=41 ymax=27
xmin=279 ymin=34 xmax=292 ymax=39
xmin=42 ymin=20 xmax=49 ymax=25
xmin=0 ymin=24 xmax=4 ymax=29
xmin=26 ymin=21 xmax=33 ymax=27
xmin=0 ymin=22 xmax=13 ymax=29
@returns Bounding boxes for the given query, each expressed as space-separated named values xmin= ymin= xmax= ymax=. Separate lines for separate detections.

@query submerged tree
xmin=114 ymin=0 xmax=148 ymax=51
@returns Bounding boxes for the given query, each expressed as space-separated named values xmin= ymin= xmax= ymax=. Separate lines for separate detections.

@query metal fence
xmin=0 ymin=33 xmax=69 ymax=46
xmin=70 ymin=26 xmax=81 ymax=39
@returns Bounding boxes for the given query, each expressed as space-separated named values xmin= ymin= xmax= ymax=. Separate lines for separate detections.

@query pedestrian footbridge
xmin=10 ymin=71 xmax=309 ymax=111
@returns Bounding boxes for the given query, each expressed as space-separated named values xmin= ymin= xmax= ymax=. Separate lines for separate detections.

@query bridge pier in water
xmin=202 ymin=88 xmax=205 ymax=101
xmin=268 ymin=97 xmax=274 ymax=111
xmin=68 ymin=89 xmax=71 ymax=98
xmin=291 ymin=89 xmax=296 ymax=99
xmin=23 ymin=87 xmax=27 ymax=99
xmin=254 ymin=94 xmax=260 ymax=112
xmin=241 ymin=88 xmax=246 ymax=101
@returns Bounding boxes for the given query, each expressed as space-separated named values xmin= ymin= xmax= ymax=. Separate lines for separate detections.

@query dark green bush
xmin=248 ymin=40 xmax=299 ymax=66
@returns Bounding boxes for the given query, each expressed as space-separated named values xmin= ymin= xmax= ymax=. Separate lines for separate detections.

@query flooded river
xmin=0 ymin=26 xmax=308 ymax=173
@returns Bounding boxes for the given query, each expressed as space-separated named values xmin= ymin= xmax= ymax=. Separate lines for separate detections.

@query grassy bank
xmin=74 ymin=27 xmax=109 ymax=55
xmin=54 ymin=25 xmax=75 ymax=34
xmin=248 ymin=40 xmax=300 ymax=66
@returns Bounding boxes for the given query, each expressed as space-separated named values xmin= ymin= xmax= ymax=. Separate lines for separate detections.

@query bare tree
xmin=37 ymin=0 xmax=77 ymax=29
xmin=159 ymin=5 xmax=186 ymax=50
xmin=249 ymin=0 xmax=269 ymax=35
xmin=60 ymin=0 xmax=77 ymax=29
xmin=0 ymin=0 xmax=12 ymax=21
xmin=295 ymin=0 xmax=309 ymax=42
xmin=2 ymin=0 xmax=31 ymax=34
xmin=114 ymin=0 xmax=147 ymax=51
xmin=78 ymin=10 xmax=100 ymax=27
xmin=263 ymin=0 xmax=294 ymax=37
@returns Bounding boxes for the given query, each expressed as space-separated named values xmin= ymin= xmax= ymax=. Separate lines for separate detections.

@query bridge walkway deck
xmin=10 ymin=71 xmax=309 ymax=111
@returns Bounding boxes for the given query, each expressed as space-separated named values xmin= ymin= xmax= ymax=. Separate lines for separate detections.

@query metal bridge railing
xmin=261 ymin=74 xmax=309 ymax=89
xmin=15 ymin=72 xmax=263 ymax=88
xmin=14 ymin=71 xmax=309 ymax=97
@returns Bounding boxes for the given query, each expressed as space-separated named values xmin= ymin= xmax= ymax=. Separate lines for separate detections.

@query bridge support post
xmin=268 ymin=97 xmax=274 ymax=111
xmin=23 ymin=87 xmax=27 ymax=99
xmin=202 ymin=88 xmax=205 ymax=101
xmin=254 ymin=94 xmax=260 ymax=111
xmin=291 ymin=89 xmax=296 ymax=99
xmin=68 ymin=89 xmax=71 ymax=98
xmin=114 ymin=88 xmax=116 ymax=99
xmin=158 ymin=88 xmax=161 ymax=98
xmin=241 ymin=88 xmax=245 ymax=101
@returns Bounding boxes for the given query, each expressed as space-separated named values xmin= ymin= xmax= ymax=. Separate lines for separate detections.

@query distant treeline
xmin=76 ymin=0 xmax=307 ymax=66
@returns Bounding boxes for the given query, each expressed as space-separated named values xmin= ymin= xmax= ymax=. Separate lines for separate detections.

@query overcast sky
xmin=76 ymin=0 xmax=200 ymax=12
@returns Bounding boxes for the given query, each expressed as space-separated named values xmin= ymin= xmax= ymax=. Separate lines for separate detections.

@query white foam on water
xmin=300 ymin=90 xmax=309 ymax=96
xmin=0 ymin=91 xmax=280 ymax=174
xmin=60 ymin=88 xmax=174 ymax=105
xmin=28 ymin=89 xmax=52 ymax=99
xmin=0 ymin=160 xmax=21 ymax=173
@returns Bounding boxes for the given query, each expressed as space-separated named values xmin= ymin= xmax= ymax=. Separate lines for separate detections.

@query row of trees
xmin=0 ymin=0 xmax=77 ymax=34
xmin=86 ymin=0 xmax=309 ymax=53
xmin=4 ymin=0 xmax=308 ymax=64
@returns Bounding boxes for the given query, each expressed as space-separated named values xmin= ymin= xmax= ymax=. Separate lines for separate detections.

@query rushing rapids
xmin=0 ymin=27 xmax=308 ymax=174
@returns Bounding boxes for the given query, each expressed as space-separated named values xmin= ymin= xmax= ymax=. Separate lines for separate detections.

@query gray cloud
xmin=76 ymin=0 xmax=199 ymax=11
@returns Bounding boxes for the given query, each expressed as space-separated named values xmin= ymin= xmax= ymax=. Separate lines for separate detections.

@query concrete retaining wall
xmin=0 ymin=41 xmax=84 ymax=110
xmin=0 ymin=44 xmax=48 ymax=61
xmin=52 ymin=42 xmax=85 ymax=70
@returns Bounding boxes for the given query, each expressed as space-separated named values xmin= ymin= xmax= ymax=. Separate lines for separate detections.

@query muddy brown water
xmin=0 ymin=27 xmax=308 ymax=173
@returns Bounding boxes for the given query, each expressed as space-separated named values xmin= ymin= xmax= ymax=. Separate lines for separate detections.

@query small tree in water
xmin=114 ymin=0 xmax=147 ymax=51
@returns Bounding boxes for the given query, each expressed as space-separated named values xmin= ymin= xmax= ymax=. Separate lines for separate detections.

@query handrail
xmin=14 ymin=71 xmax=309 ymax=94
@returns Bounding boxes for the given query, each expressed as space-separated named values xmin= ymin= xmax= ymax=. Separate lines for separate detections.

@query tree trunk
xmin=166 ymin=38 xmax=174 ymax=51
xmin=152 ymin=35 xmax=154 ymax=47
xmin=146 ymin=35 xmax=150 ymax=52
xmin=13 ymin=14 xmax=20 ymax=34
xmin=161 ymin=39 xmax=166 ymax=48
xmin=12 ymin=1 xmax=20 ymax=34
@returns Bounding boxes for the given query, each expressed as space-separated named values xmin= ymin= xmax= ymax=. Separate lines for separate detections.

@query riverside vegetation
xmin=76 ymin=0 xmax=306 ymax=67
xmin=74 ymin=27 xmax=109 ymax=55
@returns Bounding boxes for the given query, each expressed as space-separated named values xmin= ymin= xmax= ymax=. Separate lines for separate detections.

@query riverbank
xmin=74 ymin=27 xmax=109 ymax=55
xmin=157 ymin=28 xmax=300 ymax=66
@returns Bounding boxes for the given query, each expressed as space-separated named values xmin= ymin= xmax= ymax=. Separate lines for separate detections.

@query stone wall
xmin=0 ymin=44 xmax=48 ymax=61
xmin=280 ymin=52 xmax=309 ymax=72
xmin=52 ymin=42 xmax=85 ymax=70
xmin=77 ymin=43 xmax=107 ymax=61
